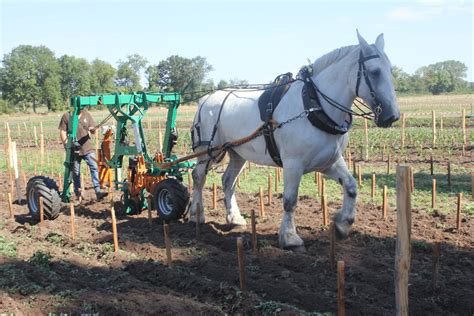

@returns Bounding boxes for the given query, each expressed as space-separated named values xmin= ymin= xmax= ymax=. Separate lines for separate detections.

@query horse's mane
xmin=312 ymin=45 xmax=358 ymax=74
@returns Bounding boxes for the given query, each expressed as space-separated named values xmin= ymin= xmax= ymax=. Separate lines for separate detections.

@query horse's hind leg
xmin=222 ymin=150 xmax=247 ymax=226
xmin=322 ymin=155 xmax=357 ymax=239
xmin=190 ymin=159 xmax=209 ymax=223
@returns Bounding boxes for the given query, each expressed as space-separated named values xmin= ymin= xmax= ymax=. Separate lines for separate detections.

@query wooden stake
xmin=39 ymin=196 xmax=44 ymax=224
xmin=267 ymin=173 xmax=272 ymax=205
xmin=34 ymin=126 xmax=38 ymax=147
xmin=196 ymin=202 xmax=201 ymax=239
xmin=329 ymin=223 xmax=336 ymax=268
xmin=111 ymin=207 xmax=119 ymax=254
xmin=387 ymin=153 xmax=391 ymax=175
xmin=409 ymin=166 xmax=414 ymax=193
xmin=430 ymin=155 xmax=434 ymax=175
xmin=364 ymin=118 xmax=369 ymax=161
xmin=147 ymin=196 xmax=153 ymax=226
xmin=322 ymin=194 xmax=328 ymax=226
xmin=259 ymin=186 xmax=265 ymax=217
xmin=321 ymin=177 xmax=326 ymax=201
xmin=337 ymin=261 xmax=346 ymax=316
xmin=40 ymin=133 xmax=44 ymax=168
xmin=236 ymin=237 xmax=246 ymax=291
xmin=11 ymin=142 xmax=21 ymax=202
xmin=432 ymin=110 xmax=436 ymax=147
xmin=432 ymin=178 xmax=436 ymax=209
xmin=371 ymin=173 xmax=376 ymax=201
xmin=274 ymin=168 xmax=279 ymax=193
xmin=163 ymin=223 xmax=172 ymax=266
xmin=7 ymin=193 xmax=14 ymax=221
xmin=382 ymin=185 xmax=388 ymax=220
xmin=251 ymin=209 xmax=257 ymax=253
xmin=212 ymin=183 xmax=217 ymax=210
xmin=401 ymin=113 xmax=406 ymax=149
xmin=447 ymin=162 xmax=451 ymax=187
xmin=70 ymin=202 xmax=76 ymax=240
xmin=432 ymin=242 xmax=440 ymax=289
xmin=317 ymin=172 xmax=322 ymax=198
xmin=456 ymin=193 xmax=462 ymax=230
xmin=462 ymin=109 xmax=466 ymax=145
xmin=357 ymin=164 xmax=362 ymax=188
xmin=395 ymin=166 xmax=412 ymax=316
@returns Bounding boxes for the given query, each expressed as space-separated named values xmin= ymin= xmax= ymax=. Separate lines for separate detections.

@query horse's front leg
xmin=322 ymin=155 xmax=357 ymax=239
xmin=279 ymin=162 xmax=305 ymax=252
xmin=190 ymin=161 xmax=208 ymax=223
xmin=222 ymin=150 xmax=247 ymax=226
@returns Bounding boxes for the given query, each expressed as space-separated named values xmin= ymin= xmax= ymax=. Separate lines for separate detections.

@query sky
xmin=0 ymin=0 xmax=473 ymax=85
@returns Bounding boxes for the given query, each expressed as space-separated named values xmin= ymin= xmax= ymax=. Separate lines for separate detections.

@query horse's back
xmin=192 ymin=89 xmax=264 ymax=148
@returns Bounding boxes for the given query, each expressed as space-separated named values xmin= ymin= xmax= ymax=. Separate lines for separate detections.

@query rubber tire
xmin=26 ymin=176 xmax=61 ymax=220
xmin=153 ymin=178 xmax=189 ymax=221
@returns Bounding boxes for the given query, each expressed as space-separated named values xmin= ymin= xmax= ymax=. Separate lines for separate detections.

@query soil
xmin=0 ymin=162 xmax=473 ymax=315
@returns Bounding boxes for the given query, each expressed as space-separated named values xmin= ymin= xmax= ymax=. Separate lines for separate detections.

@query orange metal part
xmin=98 ymin=129 xmax=114 ymax=189
xmin=98 ymin=128 xmax=167 ymax=198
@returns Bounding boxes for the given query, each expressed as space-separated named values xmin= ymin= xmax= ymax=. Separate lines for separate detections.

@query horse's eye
xmin=371 ymin=69 xmax=381 ymax=77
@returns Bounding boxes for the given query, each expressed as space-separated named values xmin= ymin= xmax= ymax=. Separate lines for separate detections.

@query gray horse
xmin=190 ymin=31 xmax=400 ymax=251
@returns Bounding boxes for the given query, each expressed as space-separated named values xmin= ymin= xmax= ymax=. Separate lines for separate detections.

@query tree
xmin=416 ymin=60 xmax=468 ymax=94
xmin=147 ymin=55 xmax=213 ymax=101
xmin=217 ymin=79 xmax=229 ymax=89
xmin=90 ymin=59 xmax=116 ymax=93
xmin=58 ymin=55 xmax=92 ymax=101
xmin=391 ymin=66 xmax=411 ymax=94
xmin=1 ymin=45 xmax=62 ymax=112
xmin=116 ymin=54 xmax=148 ymax=91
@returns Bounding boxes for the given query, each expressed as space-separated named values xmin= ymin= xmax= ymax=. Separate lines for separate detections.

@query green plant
xmin=0 ymin=236 xmax=17 ymax=258
xmin=28 ymin=251 xmax=52 ymax=270
xmin=46 ymin=233 xmax=65 ymax=246
xmin=255 ymin=301 xmax=283 ymax=314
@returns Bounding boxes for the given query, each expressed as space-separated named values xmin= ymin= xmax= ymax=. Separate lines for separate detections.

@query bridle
xmin=355 ymin=50 xmax=383 ymax=123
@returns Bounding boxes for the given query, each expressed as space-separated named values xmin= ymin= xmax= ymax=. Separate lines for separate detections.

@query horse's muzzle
xmin=377 ymin=114 xmax=399 ymax=128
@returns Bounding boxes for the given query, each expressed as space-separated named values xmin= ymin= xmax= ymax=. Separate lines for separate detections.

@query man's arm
xmin=58 ymin=113 xmax=68 ymax=148
xmin=60 ymin=130 xmax=68 ymax=147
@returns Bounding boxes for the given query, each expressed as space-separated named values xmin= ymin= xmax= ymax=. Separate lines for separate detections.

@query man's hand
xmin=89 ymin=127 xmax=96 ymax=134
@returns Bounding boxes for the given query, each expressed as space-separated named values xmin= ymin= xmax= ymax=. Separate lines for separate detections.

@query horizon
xmin=1 ymin=0 xmax=473 ymax=85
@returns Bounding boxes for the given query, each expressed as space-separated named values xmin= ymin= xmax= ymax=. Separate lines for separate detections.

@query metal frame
xmin=61 ymin=91 xmax=194 ymax=203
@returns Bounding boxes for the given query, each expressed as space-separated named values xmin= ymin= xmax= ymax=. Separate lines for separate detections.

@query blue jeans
xmin=72 ymin=151 xmax=100 ymax=196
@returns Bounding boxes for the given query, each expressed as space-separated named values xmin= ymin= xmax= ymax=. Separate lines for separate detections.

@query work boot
xmin=96 ymin=190 xmax=108 ymax=201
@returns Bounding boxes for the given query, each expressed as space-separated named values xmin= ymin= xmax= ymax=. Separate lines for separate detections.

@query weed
xmin=46 ymin=233 xmax=65 ymax=246
xmin=0 ymin=236 xmax=17 ymax=258
xmin=28 ymin=251 xmax=52 ymax=270
xmin=255 ymin=301 xmax=282 ymax=314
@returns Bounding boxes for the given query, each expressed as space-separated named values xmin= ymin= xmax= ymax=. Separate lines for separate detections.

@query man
xmin=59 ymin=108 xmax=108 ymax=201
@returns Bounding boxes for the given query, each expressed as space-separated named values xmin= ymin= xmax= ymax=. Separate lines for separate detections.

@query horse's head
xmin=355 ymin=31 xmax=400 ymax=128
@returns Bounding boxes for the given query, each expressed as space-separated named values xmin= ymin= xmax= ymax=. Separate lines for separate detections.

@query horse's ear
xmin=356 ymin=29 xmax=370 ymax=53
xmin=375 ymin=33 xmax=385 ymax=51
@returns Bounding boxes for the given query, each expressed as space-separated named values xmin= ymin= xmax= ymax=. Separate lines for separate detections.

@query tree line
xmin=0 ymin=44 xmax=471 ymax=113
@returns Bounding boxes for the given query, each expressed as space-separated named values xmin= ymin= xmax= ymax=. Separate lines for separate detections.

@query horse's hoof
xmin=226 ymin=215 xmax=247 ymax=227
xmin=283 ymin=245 xmax=307 ymax=253
xmin=334 ymin=221 xmax=352 ymax=240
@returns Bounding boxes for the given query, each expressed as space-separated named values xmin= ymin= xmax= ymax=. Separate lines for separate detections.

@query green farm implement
xmin=26 ymin=91 xmax=194 ymax=220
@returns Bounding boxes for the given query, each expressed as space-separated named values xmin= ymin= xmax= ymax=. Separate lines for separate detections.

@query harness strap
xmin=355 ymin=51 xmax=380 ymax=97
